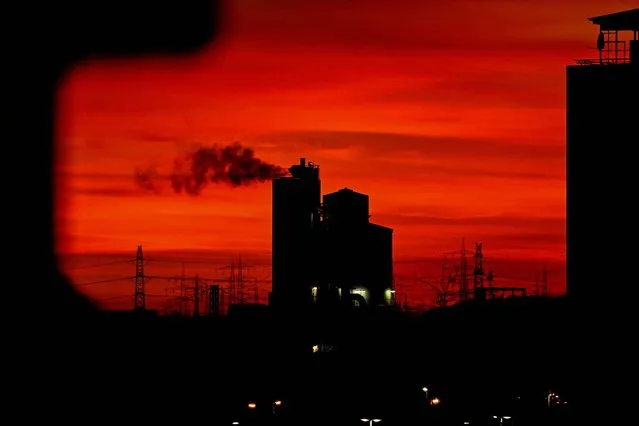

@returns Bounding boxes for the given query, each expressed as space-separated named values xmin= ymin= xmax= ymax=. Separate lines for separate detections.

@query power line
xmin=144 ymin=257 xmax=269 ymax=266
xmin=76 ymin=276 xmax=134 ymax=287
xmin=145 ymin=274 xmax=270 ymax=283
xmin=496 ymin=276 xmax=541 ymax=284
xmin=144 ymin=258 xmax=209 ymax=264
xmin=98 ymin=295 xmax=134 ymax=302
xmin=67 ymin=259 xmax=134 ymax=270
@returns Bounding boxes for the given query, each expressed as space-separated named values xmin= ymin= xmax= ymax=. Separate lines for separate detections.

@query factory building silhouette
xmin=566 ymin=8 xmax=638 ymax=299
xmin=270 ymin=158 xmax=394 ymax=311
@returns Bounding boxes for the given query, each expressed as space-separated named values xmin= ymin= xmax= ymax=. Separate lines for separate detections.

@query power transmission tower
xmin=486 ymin=269 xmax=495 ymax=288
xmin=193 ymin=274 xmax=200 ymax=317
xmin=238 ymin=255 xmax=244 ymax=304
xmin=422 ymin=276 xmax=452 ymax=308
xmin=229 ymin=258 xmax=236 ymax=308
xmin=473 ymin=242 xmax=485 ymax=300
xmin=180 ymin=262 xmax=186 ymax=315
xmin=209 ymin=284 xmax=220 ymax=315
xmin=459 ymin=238 xmax=469 ymax=301
xmin=135 ymin=244 xmax=146 ymax=311
xmin=437 ymin=252 xmax=458 ymax=306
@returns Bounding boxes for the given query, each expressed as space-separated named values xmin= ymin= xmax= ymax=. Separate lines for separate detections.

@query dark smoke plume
xmin=134 ymin=166 xmax=161 ymax=193
xmin=169 ymin=143 xmax=289 ymax=196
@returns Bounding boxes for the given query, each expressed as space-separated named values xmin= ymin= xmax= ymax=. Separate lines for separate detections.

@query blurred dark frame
xmin=9 ymin=1 xmax=220 ymax=317
xmin=5 ymin=4 xmax=221 ymax=417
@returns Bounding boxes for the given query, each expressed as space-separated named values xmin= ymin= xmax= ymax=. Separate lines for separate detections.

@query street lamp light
xmin=422 ymin=387 xmax=429 ymax=398
xmin=492 ymin=416 xmax=512 ymax=425
xmin=361 ymin=418 xmax=382 ymax=426
xmin=547 ymin=391 xmax=562 ymax=407
xmin=232 ymin=423 xmax=239 ymax=425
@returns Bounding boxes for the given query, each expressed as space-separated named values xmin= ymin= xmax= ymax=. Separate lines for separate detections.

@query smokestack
xmin=300 ymin=157 xmax=306 ymax=167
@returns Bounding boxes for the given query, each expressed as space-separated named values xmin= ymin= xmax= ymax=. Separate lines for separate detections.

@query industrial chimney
xmin=271 ymin=158 xmax=321 ymax=311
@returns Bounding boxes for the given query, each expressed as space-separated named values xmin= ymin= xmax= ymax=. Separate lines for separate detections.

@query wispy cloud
xmin=230 ymin=0 xmax=599 ymax=53
xmin=373 ymin=213 xmax=565 ymax=229
xmin=73 ymin=187 xmax=143 ymax=197
xmin=259 ymin=130 xmax=564 ymax=160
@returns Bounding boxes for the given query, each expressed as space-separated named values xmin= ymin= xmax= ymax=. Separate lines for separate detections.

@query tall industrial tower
xmin=473 ymin=242 xmax=485 ymax=300
xmin=135 ymin=244 xmax=145 ymax=311
xmin=271 ymin=158 xmax=321 ymax=311
xmin=566 ymin=9 xmax=638 ymax=299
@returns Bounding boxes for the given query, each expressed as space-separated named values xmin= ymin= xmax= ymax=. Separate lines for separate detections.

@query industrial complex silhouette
xmin=271 ymin=158 xmax=394 ymax=311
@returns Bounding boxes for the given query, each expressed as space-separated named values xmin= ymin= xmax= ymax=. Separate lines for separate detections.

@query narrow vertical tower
xmin=193 ymin=274 xmax=200 ymax=317
xmin=238 ymin=255 xmax=244 ymax=304
xmin=473 ymin=242 xmax=485 ymax=301
xmin=229 ymin=257 xmax=236 ymax=307
xmin=135 ymin=244 xmax=145 ymax=311
xmin=459 ymin=238 xmax=469 ymax=301
xmin=180 ymin=262 xmax=186 ymax=315
xmin=271 ymin=158 xmax=321 ymax=311
xmin=209 ymin=284 xmax=220 ymax=316
xmin=542 ymin=266 xmax=548 ymax=296
xmin=486 ymin=269 xmax=494 ymax=288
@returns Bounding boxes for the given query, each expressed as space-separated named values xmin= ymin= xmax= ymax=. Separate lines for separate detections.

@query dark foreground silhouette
xmin=43 ymin=296 xmax=572 ymax=425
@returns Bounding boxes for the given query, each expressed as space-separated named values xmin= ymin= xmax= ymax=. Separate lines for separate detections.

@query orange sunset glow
xmin=55 ymin=0 xmax=630 ymax=310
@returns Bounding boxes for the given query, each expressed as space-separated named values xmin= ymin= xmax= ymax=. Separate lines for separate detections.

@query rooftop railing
xmin=575 ymin=56 xmax=632 ymax=65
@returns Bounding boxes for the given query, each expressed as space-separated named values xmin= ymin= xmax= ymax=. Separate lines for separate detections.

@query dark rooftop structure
xmin=575 ymin=8 xmax=638 ymax=66
xmin=588 ymin=8 xmax=639 ymax=31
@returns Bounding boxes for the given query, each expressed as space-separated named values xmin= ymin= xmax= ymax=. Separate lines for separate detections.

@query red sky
xmin=55 ymin=0 xmax=635 ymax=310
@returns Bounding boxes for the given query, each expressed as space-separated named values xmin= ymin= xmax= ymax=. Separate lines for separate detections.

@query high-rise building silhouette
xmin=566 ymin=9 xmax=638 ymax=299
xmin=271 ymin=158 xmax=321 ymax=310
